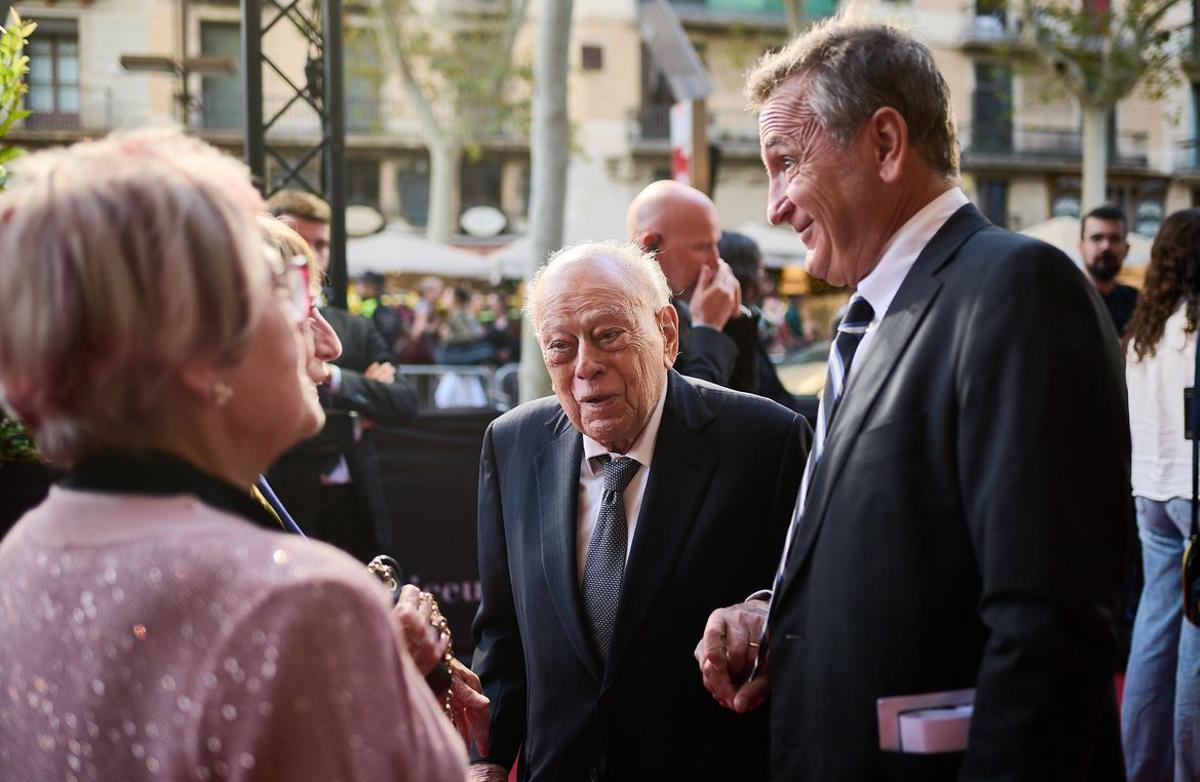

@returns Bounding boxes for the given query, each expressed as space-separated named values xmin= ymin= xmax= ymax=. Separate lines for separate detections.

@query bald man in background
xmin=627 ymin=181 xmax=759 ymax=392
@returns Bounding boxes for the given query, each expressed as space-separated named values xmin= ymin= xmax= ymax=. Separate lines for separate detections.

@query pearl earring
xmin=211 ymin=381 xmax=233 ymax=407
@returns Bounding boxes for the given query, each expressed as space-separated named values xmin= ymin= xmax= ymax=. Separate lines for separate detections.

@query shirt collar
xmin=582 ymin=376 xmax=668 ymax=474
xmin=855 ymin=187 xmax=969 ymax=322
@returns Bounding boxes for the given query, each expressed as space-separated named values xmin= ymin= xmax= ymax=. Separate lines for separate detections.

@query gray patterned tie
xmin=581 ymin=455 xmax=641 ymax=663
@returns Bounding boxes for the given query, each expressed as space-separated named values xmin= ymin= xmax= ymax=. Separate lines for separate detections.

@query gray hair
xmin=746 ymin=19 xmax=958 ymax=178
xmin=525 ymin=240 xmax=672 ymax=331
xmin=0 ymin=128 xmax=267 ymax=464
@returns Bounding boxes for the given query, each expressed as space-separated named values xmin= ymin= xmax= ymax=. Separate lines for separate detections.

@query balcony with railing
xmin=12 ymin=85 xmax=114 ymax=136
xmin=194 ymin=93 xmax=526 ymax=145
xmin=647 ymin=0 xmax=788 ymax=29
xmin=962 ymin=124 xmax=1150 ymax=169
xmin=962 ymin=1 xmax=1025 ymax=49
xmin=1175 ymin=138 xmax=1200 ymax=174
xmin=628 ymin=103 xmax=760 ymax=153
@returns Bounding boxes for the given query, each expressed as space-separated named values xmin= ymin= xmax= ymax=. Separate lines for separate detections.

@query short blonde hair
xmin=259 ymin=214 xmax=322 ymax=296
xmin=267 ymin=189 xmax=331 ymax=225
xmin=525 ymin=240 xmax=672 ymax=330
xmin=0 ymin=128 xmax=268 ymax=464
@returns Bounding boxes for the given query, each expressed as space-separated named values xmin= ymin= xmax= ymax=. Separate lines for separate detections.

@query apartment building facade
xmin=9 ymin=0 xmax=1198 ymax=252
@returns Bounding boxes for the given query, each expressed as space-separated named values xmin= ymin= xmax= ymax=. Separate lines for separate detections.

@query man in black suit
xmin=266 ymin=191 xmax=418 ymax=560
xmin=470 ymin=241 xmax=807 ymax=781
xmin=696 ymin=21 xmax=1130 ymax=782
xmin=627 ymin=181 xmax=760 ymax=392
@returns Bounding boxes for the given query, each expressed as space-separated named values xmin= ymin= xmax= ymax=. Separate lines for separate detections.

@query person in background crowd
xmin=266 ymin=190 xmax=417 ymax=562
xmin=437 ymin=286 xmax=494 ymax=366
xmin=479 ymin=291 xmax=518 ymax=365
xmin=357 ymin=271 xmax=404 ymax=357
xmin=697 ymin=20 xmax=1129 ymax=781
xmin=0 ymin=129 xmax=467 ymax=781
xmin=719 ymin=230 xmax=803 ymax=414
xmin=1121 ymin=208 xmax=1200 ymax=782
xmin=782 ymin=293 xmax=810 ymax=348
xmin=470 ymin=241 xmax=807 ymax=781
xmin=1080 ymin=205 xmax=1140 ymax=337
xmin=411 ymin=276 xmax=445 ymax=363
xmin=627 ymin=180 xmax=760 ymax=392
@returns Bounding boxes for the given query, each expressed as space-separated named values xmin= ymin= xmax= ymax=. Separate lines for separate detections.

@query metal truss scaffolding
xmin=241 ymin=0 xmax=348 ymax=307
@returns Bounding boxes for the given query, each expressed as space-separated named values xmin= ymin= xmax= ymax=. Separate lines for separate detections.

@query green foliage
xmin=374 ymin=0 xmax=531 ymax=150
xmin=0 ymin=415 xmax=39 ymax=463
xmin=0 ymin=9 xmax=38 ymax=463
xmin=1020 ymin=0 xmax=1187 ymax=108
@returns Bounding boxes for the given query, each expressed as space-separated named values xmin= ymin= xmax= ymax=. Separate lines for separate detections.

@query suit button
xmin=600 ymin=693 xmax=618 ymax=709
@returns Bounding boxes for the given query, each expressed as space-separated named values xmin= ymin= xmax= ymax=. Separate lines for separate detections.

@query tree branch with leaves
xmin=1018 ymin=0 xmax=1189 ymax=209
xmin=370 ymin=0 xmax=531 ymax=242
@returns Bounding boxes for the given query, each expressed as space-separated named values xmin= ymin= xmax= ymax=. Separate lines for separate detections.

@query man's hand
xmin=393 ymin=584 xmax=450 ymax=676
xmin=689 ymin=260 xmax=741 ymax=330
xmin=364 ymin=361 xmax=396 ymax=383
xmin=468 ymin=763 xmax=508 ymax=782
xmin=694 ymin=600 xmax=772 ymax=714
xmin=449 ymin=658 xmax=491 ymax=755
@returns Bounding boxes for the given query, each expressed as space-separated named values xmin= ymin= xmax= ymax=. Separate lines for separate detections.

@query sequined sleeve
xmin=184 ymin=575 xmax=467 ymax=781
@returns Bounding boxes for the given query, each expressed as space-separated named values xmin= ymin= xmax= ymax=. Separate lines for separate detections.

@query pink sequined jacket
xmin=0 ymin=487 xmax=467 ymax=781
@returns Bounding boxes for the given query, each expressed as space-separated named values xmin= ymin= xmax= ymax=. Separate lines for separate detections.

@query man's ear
xmin=658 ymin=303 xmax=680 ymax=368
xmin=869 ymin=107 xmax=908 ymax=184
xmin=637 ymin=231 xmax=661 ymax=253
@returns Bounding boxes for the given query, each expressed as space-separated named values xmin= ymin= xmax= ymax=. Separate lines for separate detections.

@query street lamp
xmin=120 ymin=53 xmax=235 ymax=125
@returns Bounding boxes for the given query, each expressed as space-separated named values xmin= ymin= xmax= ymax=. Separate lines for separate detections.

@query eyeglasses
xmin=283 ymin=254 xmax=312 ymax=325
xmin=264 ymin=241 xmax=314 ymax=325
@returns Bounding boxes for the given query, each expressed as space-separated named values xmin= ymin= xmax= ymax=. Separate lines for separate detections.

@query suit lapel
xmin=603 ymin=371 xmax=717 ymax=686
xmin=535 ymin=415 xmax=602 ymax=681
xmin=774 ymin=204 xmax=991 ymax=607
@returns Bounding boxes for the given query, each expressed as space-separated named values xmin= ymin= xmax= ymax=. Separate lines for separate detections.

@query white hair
xmin=525 ymin=240 xmax=672 ymax=331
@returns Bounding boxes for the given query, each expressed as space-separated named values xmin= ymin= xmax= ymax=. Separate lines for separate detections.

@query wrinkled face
xmin=654 ymin=200 xmax=721 ymax=300
xmin=304 ymin=306 xmax=341 ymax=384
xmin=220 ymin=251 xmax=325 ymax=456
xmin=759 ymin=78 xmax=881 ymax=287
xmin=1079 ymin=216 xmax=1129 ymax=283
xmin=536 ymin=261 xmax=678 ymax=454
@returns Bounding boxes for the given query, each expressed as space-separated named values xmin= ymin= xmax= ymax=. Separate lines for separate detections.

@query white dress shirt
xmin=576 ymin=380 xmax=668 ymax=584
xmin=1128 ymin=304 xmax=1198 ymax=501
xmin=850 ymin=187 xmax=969 ymax=382
xmin=752 ymin=187 xmax=971 ymax=605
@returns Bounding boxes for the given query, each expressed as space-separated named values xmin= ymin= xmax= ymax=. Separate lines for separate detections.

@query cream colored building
xmin=9 ymin=0 xmax=1198 ymax=251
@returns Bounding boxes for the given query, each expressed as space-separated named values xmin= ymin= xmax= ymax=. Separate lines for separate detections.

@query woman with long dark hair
xmin=1122 ymin=208 xmax=1200 ymax=782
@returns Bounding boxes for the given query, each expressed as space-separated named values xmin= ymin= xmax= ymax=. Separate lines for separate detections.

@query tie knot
xmin=600 ymin=455 xmax=640 ymax=494
xmin=838 ymin=296 xmax=874 ymax=335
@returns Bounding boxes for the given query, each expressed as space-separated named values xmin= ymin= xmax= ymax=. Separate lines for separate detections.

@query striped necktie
xmin=753 ymin=295 xmax=875 ymax=670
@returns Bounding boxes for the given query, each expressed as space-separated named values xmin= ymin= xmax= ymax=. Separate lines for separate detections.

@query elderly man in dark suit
xmin=469 ymin=241 xmax=807 ymax=781
xmin=696 ymin=20 xmax=1130 ymax=782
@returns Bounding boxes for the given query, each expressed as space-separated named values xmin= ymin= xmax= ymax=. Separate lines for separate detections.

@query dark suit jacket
xmin=767 ymin=204 xmax=1130 ymax=781
xmin=265 ymin=308 xmax=418 ymax=559
xmin=673 ymin=298 xmax=759 ymax=393
xmin=472 ymin=370 xmax=808 ymax=782
xmin=320 ymin=306 xmax=418 ymax=426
